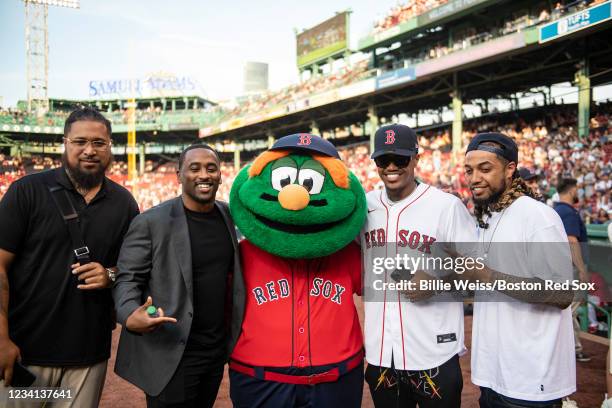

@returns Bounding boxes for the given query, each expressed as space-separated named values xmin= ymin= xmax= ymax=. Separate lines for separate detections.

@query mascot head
xmin=230 ymin=133 xmax=366 ymax=259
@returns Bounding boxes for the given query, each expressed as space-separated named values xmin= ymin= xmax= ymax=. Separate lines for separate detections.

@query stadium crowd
xmin=386 ymin=2 xmax=611 ymax=69
xmin=105 ymin=160 xmax=237 ymax=211
xmin=217 ymin=60 xmax=371 ymax=120
xmin=0 ymin=108 xmax=66 ymax=127
xmin=373 ymin=0 xmax=450 ymax=34
xmin=372 ymin=0 xmax=606 ymax=35
xmin=1 ymin=106 xmax=610 ymax=221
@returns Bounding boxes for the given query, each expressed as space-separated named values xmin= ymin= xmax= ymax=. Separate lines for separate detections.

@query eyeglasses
xmin=374 ymin=155 xmax=411 ymax=169
xmin=64 ymin=137 xmax=112 ymax=151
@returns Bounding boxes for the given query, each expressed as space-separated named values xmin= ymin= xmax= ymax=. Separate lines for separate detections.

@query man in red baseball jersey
xmin=228 ymin=134 xmax=367 ymax=407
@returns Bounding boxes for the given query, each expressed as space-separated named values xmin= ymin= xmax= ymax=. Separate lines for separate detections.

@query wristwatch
xmin=106 ymin=268 xmax=117 ymax=283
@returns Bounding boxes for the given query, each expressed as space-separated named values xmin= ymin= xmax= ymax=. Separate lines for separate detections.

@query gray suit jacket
xmin=112 ymin=197 xmax=245 ymax=396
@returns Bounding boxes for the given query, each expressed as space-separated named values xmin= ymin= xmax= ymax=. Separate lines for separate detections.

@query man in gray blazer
xmin=113 ymin=144 xmax=244 ymax=408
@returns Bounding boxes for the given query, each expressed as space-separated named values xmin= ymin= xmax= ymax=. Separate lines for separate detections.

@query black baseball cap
xmin=270 ymin=133 xmax=340 ymax=159
xmin=371 ymin=124 xmax=419 ymax=159
xmin=466 ymin=132 xmax=518 ymax=164
xmin=518 ymin=167 xmax=538 ymax=181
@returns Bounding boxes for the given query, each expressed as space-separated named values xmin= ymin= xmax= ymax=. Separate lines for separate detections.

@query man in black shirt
xmin=185 ymin=205 xmax=234 ymax=362
xmin=113 ymin=144 xmax=244 ymax=408
xmin=0 ymin=107 xmax=139 ymax=406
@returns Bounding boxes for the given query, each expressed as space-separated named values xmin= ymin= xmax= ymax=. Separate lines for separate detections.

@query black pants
xmin=479 ymin=387 xmax=562 ymax=408
xmin=365 ymin=354 xmax=462 ymax=408
xmin=146 ymin=350 xmax=224 ymax=408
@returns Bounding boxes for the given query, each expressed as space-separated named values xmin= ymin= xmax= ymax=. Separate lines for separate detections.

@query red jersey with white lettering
xmin=230 ymin=239 xmax=363 ymax=368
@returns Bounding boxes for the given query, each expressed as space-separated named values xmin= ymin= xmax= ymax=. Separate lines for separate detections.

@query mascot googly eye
xmin=230 ymin=134 xmax=366 ymax=259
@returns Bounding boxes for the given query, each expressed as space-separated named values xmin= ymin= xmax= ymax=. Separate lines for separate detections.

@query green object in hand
xmin=146 ymin=305 xmax=159 ymax=317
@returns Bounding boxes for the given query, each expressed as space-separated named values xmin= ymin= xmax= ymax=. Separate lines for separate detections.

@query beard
xmin=472 ymin=180 xmax=507 ymax=207
xmin=62 ymin=152 xmax=111 ymax=191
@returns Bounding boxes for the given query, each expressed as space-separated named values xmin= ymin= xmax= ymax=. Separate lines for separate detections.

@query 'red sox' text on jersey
xmin=230 ymin=239 xmax=363 ymax=368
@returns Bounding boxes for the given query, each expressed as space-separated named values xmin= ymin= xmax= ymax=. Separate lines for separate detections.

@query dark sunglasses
xmin=374 ymin=155 xmax=411 ymax=168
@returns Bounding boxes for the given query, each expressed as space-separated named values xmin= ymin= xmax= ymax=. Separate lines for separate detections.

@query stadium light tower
xmin=21 ymin=0 xmax=79 ymax=113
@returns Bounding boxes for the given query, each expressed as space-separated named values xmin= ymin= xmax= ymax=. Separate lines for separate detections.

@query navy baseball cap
xmin=270 ymin=133 xmax=340 ymax=159
xmin=466 ymin=132 xmax=518 ymax=164
xmin=518 ymin=167 xmax=538 ymax=181
xmin=371 ymin=124 xmax=419 ymax=159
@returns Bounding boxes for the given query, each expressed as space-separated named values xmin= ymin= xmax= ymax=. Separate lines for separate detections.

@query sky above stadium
xmin=1 ymin=0 xmax=610 ymax=108
xmin=0 ymin=0 xmax=398 ymax=106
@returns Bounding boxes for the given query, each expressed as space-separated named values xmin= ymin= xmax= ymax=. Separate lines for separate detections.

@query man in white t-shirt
xmin=361 ymin=124 xmax=477 ymax=408
xmin=463 ymin=132 xmax=575 ymax=408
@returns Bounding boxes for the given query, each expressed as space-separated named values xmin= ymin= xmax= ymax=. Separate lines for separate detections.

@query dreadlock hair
xmin=473 ymin=144 xmax=542 ymax=229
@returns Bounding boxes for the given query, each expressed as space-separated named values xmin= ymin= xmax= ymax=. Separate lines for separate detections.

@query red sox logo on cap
xmin=385 ymin=130 xmax=395 ymax=145
xmin=298 ymin=134 xmax=312 ymax=146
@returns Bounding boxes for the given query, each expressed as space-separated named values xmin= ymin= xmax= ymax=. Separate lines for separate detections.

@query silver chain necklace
xmin=480 ymin=208 xmax=507 ymax=257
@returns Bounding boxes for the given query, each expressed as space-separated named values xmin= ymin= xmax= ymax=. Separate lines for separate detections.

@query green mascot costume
xmin=228 ymin=133 xmax=366 ymax=408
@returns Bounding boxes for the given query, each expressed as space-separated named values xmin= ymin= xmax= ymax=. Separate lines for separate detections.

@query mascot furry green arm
xmin=228 ymin=134 xmax=367 ymax=408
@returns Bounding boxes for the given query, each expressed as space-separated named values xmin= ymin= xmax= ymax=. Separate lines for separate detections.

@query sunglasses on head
xmin=374 ymin=155 xmax=411 ymax=168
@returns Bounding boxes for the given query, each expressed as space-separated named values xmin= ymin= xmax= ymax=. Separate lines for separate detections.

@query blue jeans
xmin=479 ymin=387 xmax=562 ymax=408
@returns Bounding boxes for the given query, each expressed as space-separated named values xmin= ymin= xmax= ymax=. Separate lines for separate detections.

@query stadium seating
xmin=370 ymin=0 xmax=602 ymax=36
xmin=1 ymin=105 xmax=610 ymax=221
xmin=373 ymin=0 xmax=451 ymax=34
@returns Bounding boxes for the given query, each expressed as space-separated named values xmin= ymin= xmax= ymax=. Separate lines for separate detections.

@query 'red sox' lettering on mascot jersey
xmin=228 ymin=134 xmax=367 ymax=408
